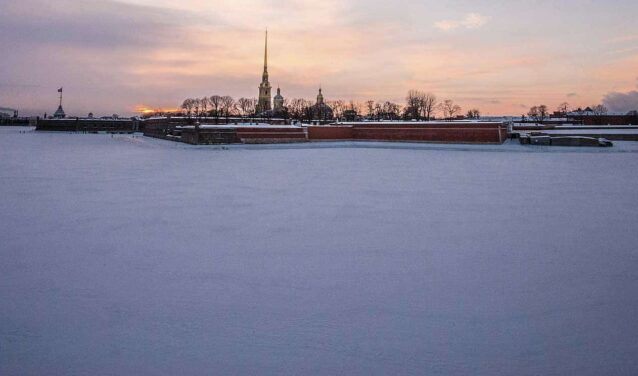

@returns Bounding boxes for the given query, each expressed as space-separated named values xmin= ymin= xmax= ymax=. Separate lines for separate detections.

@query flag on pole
xmin=58 ymin=87 xmax=63 ymax=93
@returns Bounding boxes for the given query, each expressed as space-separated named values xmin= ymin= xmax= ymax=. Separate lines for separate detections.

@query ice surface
xmin=1 ymin=127 xmax=638 ymax=375
xmin=542 ymin=129 xmax=638 ymax=135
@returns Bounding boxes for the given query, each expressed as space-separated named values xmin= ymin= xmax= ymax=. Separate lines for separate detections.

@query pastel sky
xmin=1 ymin=0 xmax=638 ymax=116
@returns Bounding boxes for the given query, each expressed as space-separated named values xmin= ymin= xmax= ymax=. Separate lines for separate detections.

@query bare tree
xmin=373 ymin=102 xmax=383 ymax=120
xmin=350 ymin=101 xmax=364 ymax=116
xmin=200 ymin=97 xmax=209 ymax=118
xmin=422 ymin=93 xmax=437 ymax=121
xmin=237 ymin=97 xmax=256 ymax=119
xmin=340 ymin=101 xmax=362 ymax=121
xmin=327 ymin=100 xmax=346 ymax=120
xmin=365 ymin=100 xmax=375 ymax=119
xmin=557 ymin=102 xmax=569 ymax=116
xmin=591 ymin=104 xmax=608 ymax=115
xmin=528 ymin=106 xmax=539 ymax=121
xmin=538 ymin=105 xmax=548 ymax=121
xmin=288 ymin=98 xmax=313 ymax=121
xmin=209 ymin=95 xmax=222 ymax=119
xmin=404 ymin=90 xmax=423 ymax=120
xmin=466 ymin=109 xmax=481 ymax=119
xmin=589 ymin=104 xmax=609 ymax=125
xmin=193 ymin=98 xmax=202 ymax=118
xmin=287 ymin=98 xmax=301 ymax=120
xmin=528 ymin=105 xmax=548 ymax=122
xmin=220 ymin=96 xmax=236 ymax=119
xmin=404 ymin=90 xmax=437 ymax=120
xmin=301 ymin=99 xmax=314 ymax=122
xmin=181 ymin=98 xmax=195 ymax=118
xmin=441 ymin=99 xmax=462 ymax=120
xmin=380 ymin=101 xmax=401 ymax=120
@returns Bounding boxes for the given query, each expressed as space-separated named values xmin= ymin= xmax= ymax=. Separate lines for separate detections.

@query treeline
xmin=148 ymin=90 xmax=480 ymax=121
xmin=524 ymin=102 xmax=609 ymax=122
xmin=180 ymin=96 xmax=250 ymax=119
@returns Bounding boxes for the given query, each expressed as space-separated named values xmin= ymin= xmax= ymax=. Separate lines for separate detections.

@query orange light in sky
xmin=134 ymin=105 xmax=181 ymax=114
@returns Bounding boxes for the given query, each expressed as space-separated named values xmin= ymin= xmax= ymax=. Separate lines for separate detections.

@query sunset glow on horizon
xmin=2 ymin=0 xmax=638 ymax=116
xmin=133 ymin=105 xmax=182 ymax=115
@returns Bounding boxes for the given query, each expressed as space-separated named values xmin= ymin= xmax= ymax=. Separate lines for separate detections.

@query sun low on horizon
xmin=1 ymin=0 xmax=638 ymax=116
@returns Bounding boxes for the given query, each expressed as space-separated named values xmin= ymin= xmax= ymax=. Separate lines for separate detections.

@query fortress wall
xmin=307 ymin=126 xmax=354 ymax=140
xmin=352 ymin=127 xmax=504 ymax=143
xmin=307 ymin=123 xmax=507 ymax=143
xmin=181 ymin=128 xmax=241 ymax=145
xmin=236 ymin=127 xmax=307 ymax=144
xmin=37 ymin=118 xmax=509 ymax=145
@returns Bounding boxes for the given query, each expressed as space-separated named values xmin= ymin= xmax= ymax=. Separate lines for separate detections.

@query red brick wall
xmin=307 ymin=126 xmax=354 ymax=140
xmin=306 ymin=124 xmax=506 ymax=143
xmin=236 ymin=128 xmax=307 ymax=143
xmin=146 ymin=122 xmax=509 ymax=144
xmin=349 ymin=123 xmax=505 ymax=144
xmin=353 ymin=128 xmax=501 ymax=143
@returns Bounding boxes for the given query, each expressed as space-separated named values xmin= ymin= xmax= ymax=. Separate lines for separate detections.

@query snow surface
xmin=2 ymin=127 xmax=638 ymax=375
xmin=541 ymin=129 xmax=638 ymax=135
xmin=337 ymin=120 xmax=500 ymax=125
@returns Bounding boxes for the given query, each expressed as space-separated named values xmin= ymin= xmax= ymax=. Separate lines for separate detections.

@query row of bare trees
xmin=403 ymin=90 xmax=477 ymax=121
xmin=177 ymin=90 xmax=477 ymax=121
xmin=526 ymin=102 xmax=608 ymax=122
xmin=181 ymin=96 xmax=257 ymax=119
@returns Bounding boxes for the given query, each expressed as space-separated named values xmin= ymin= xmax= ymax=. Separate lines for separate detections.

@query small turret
xmin=316 ymin=87 xmax=324 ymax=105
xmin=273 ymin=87 xmax=284 ymax=112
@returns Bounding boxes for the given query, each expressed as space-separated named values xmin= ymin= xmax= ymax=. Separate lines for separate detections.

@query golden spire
xmin=264 ymin=29 xmax=268 ymax=74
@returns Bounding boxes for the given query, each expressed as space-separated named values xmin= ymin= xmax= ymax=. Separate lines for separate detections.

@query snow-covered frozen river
xmin=2 ymin=127 xmax=638 ymax=375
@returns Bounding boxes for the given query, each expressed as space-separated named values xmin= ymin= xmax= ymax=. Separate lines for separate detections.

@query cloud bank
xmin=603 ymin=90 xmax=638 ymax=112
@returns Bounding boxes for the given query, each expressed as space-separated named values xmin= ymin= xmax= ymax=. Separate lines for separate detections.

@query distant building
xmin=343 ymin=109 xmax=360 ymax=122
xmin=273 ymin=87 xmax=284 ymax=112
xmin=0 ymin=107 xmax=17 ymax=119
xmin=53 ymin=87 xmax=66 ymax=118
xmin=310 ymin=88 xmax=333 ymax=120
xmin=53 ymin=105 xmax=66 ymax=119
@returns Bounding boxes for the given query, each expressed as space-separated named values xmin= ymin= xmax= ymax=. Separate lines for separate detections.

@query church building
xmin=273 ymin=87 xmax=284 ymax=112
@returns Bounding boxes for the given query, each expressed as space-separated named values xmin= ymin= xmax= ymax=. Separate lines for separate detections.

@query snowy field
xmin=1 ymin=127 xmax=638 ymax=375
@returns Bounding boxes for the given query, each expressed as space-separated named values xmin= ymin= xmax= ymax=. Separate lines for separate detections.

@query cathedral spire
xmin=257 ymin=29 xmax=272 ymax=114
xmin=263 ymin=29 xmax=268 ymax=74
